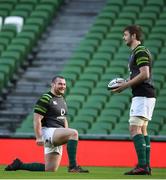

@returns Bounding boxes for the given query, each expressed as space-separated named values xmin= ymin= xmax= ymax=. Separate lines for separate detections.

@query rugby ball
xmin=107 ymin=78 xmax=126 ymax=90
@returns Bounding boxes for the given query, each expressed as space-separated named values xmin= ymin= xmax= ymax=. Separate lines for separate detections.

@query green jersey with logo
xmin=129 ymin=44 xmax=155 ymax=97
xmin=34 ymin=91 xmax=68 ymax=128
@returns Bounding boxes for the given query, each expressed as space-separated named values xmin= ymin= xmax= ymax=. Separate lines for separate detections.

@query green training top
xmin=128 ymin=44 xmax=155 ymax=97
xmin=34 ymin=91 xmax=68 ymax=128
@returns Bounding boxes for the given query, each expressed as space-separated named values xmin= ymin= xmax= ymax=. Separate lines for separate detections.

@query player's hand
xmin=36 ymin=137 xmax=44 ymax=146
xmin=111 ymin=82 xmax=128 ymax=93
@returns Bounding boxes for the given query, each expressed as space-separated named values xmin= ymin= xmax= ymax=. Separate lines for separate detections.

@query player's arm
xmin=33 ymin=93 xmax=50 ymax=145
xmin=64 ymin=117 xmax=68 ymax=128
xmin=112 ymin=51 xmax=150 ymax=93
xmin=33 ymin=113 xmax=44 ymax=146
xmin=112 ymin=66 xmax=149 ymax=93
xmin=126 ymin=65 xmax=149 ymax=86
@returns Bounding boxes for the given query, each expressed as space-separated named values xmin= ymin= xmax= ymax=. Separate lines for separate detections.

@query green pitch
xmin=0 ymin=166 xmax=166 ymax=179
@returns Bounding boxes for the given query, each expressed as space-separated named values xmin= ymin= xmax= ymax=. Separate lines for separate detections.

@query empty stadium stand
xmin=62 ymin=0 xmax=166 ymax=139
xmin=0 ymin=0 xmax=107 ymax=136
xmin=0 ymin=0 xmax=166 ymax=140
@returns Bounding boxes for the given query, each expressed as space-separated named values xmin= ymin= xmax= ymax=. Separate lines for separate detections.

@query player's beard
xmin=54 ymin=89 xmax=65 ymax=96
xmin=126 ymin=39 xmax=132 ymax=47
xmin=124 ymin=35 xmax=132 ymax=47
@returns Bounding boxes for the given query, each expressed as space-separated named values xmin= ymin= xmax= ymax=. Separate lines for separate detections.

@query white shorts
xmin=42 ymin=127 xmax=63 ymax=155
xmin=130 ymin=97 xmax=156 ymax=120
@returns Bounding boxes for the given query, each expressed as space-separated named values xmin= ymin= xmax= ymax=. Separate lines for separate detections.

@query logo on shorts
xmin=45 ymin=138 xmax=52 ymax=147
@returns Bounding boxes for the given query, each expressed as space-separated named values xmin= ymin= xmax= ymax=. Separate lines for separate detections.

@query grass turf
xmin=0 ymin=166 xmax=166 ymax=179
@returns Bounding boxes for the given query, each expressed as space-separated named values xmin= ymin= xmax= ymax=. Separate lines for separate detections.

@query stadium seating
xmin=60 ymin=0 xmax=166 ymax=137
xmin=0 ymin=0 xmax=164 ymax=138
xmin=4 ymin=16 xmax=24 ymax=33
xmin=0 ymin=0 xmax=64 ymax=97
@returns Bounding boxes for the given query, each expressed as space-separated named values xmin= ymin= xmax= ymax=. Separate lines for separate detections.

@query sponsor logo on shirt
xmin=53 ymin=101 xmax=57 ymax=105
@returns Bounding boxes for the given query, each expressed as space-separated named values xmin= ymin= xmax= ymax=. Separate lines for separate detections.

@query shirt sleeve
xmin=34 ymin=93 xmax=51 ymax=116
xmin=135 ymin=50 xmax=150 ymax=68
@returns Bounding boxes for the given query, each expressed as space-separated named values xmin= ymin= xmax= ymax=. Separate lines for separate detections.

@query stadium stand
xmin=0 ymin=0 xmax=107 ymax=136
xmin=63 ymin=0 xmax=166 ymax=138
xmin=0 ymin=0 xmax=65 ymax=134
xmin=0 ymin=0 xmax=166 ymax=140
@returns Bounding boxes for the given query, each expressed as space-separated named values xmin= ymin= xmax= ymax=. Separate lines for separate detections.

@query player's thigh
xmin=52 ymin=128 xmax=78 ymax=146
xmin=45 ymin=152 xmax=62 ymax=172
xmin=142 ymin=119 xmax=149 ymax=135
xmin=129 ymin=116 xmax=145 ymax=137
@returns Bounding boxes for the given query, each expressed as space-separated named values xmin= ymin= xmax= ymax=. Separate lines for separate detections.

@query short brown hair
xmin=123 ymin=25 xmax=142 ymax=41
xmin=51 ymin=75 xmax=65 ymax=83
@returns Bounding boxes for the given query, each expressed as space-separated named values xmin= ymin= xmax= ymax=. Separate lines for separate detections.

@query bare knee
xmin=142 ymin=125 xmax=148 ymax=136
xmin=45 ymin=153 xmax=61 ymax=172
xmin=45 ymin=167 xmax=58 ymax=172
xmin=129 ymin=125 xmax=142 ymax=137
xmin=45 ymin=163 xmax=59 ymax=172
xmin=70 ymin=129 xmax=78 ymax=140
